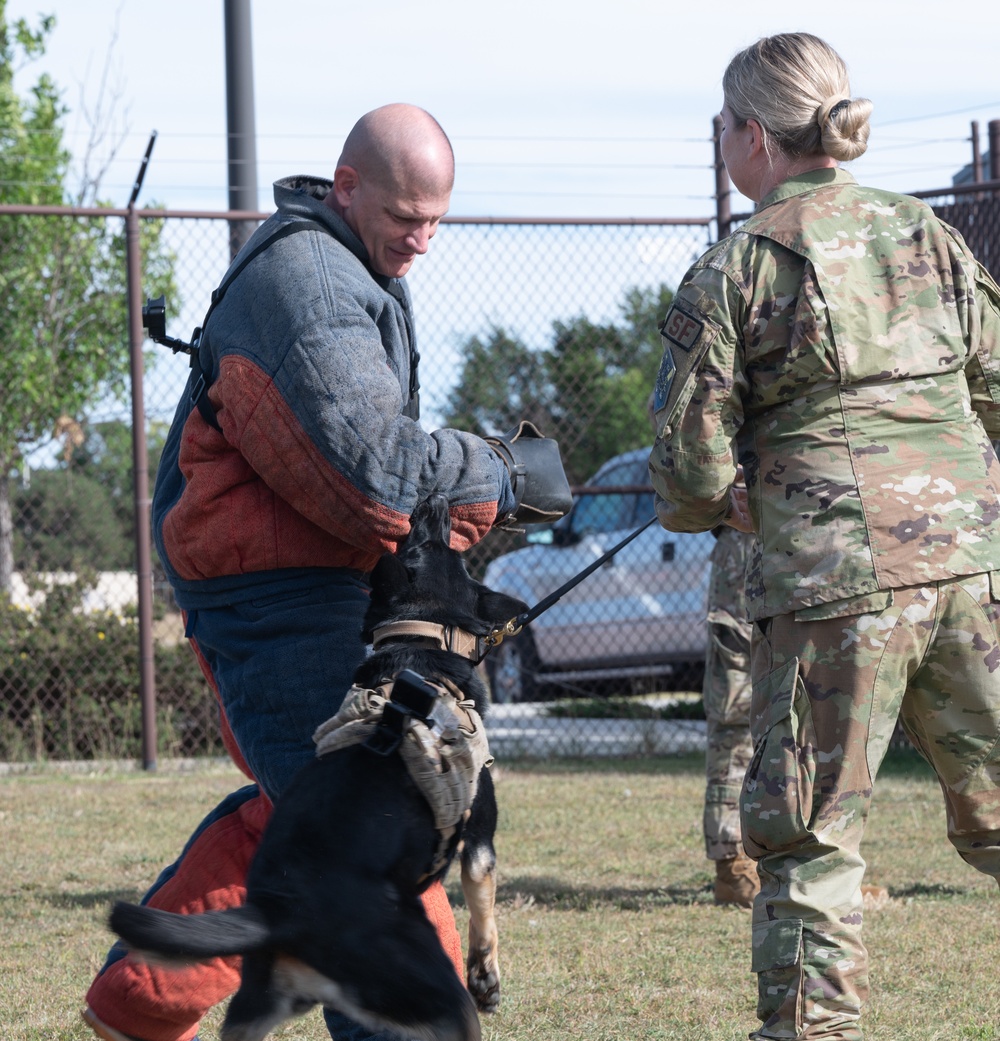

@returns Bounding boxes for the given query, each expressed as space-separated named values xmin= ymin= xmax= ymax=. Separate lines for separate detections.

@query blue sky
xmin=9 ymin=0 xmax=1000 ymax=219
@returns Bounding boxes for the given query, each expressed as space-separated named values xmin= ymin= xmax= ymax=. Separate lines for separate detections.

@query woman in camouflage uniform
xmin=649 ymin=32 xmax=1000 ymax=1041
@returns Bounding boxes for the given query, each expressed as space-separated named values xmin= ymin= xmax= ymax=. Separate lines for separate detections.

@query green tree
xmin=0 ymin=5 xmax=176 ymax=591
xmin=13 ymin=467 xmax=130 ymax=571
xmin=443 ymin=327 xmax=552 ymax=436
xmin=11 ymin=418 xmax=170 ymax=573
xmin=70 ymin=418 xmax=170 ymax=543
xmin=443 ymin=283 xmax=674 ymax=484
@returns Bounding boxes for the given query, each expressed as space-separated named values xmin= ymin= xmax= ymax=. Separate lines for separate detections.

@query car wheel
xmin=486 ymin=627 xmax=539 ymax=704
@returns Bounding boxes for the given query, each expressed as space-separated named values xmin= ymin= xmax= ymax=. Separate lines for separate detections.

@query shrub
xmin=0 ymin=572 xmax=222 ymax=761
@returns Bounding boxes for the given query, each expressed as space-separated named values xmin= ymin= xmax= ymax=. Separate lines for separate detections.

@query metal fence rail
xmin=910 ymin=177 xmax=1000 ymax=278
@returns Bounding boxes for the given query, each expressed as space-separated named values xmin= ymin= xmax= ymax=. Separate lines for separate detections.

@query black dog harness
xmin=312 ymin=629 xmax=492 ymax=880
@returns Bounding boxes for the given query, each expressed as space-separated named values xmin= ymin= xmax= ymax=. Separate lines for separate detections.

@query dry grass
xmin=1 ymin=752 xmax=997 ymax=1040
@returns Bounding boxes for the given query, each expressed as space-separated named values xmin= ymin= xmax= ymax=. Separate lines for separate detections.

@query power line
xmin=875 ymin=102 xmax=1000 ymax=127
xmin=870 ymin=136 xmax=971 ymax=150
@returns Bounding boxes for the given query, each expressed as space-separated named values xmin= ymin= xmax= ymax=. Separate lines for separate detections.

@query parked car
xmin=483 ymin=448 xmax=717 ymax=702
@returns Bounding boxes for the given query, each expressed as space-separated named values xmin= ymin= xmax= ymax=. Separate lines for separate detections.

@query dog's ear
xmin=476 ymin=586 xmax=528 ymax=629
xmin=362 ymin=552 xmax=412 ymax=641
xmin=369 ymin=552 xmax=411 ymax=601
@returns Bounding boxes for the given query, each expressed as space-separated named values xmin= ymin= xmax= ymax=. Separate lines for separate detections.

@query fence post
xmin=990 ymin=120 xmax=1000 ymax=182
xmin=125 ymin=206 xmax=157 ymax=770
xmin=125 ymin=138 xmax=158 ymax=771
xmin=713 ymin=114 xmax=731 ymax=241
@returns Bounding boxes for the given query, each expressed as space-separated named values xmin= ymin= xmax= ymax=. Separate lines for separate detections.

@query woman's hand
xmin=726 ymin=466 xmax=753 ymax=532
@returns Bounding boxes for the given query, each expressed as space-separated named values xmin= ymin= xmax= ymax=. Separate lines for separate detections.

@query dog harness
xmin=312 ymin=671 xmax=492 ymax=879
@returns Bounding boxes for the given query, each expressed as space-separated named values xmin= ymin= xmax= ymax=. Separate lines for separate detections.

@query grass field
xmin=2 ymin=752 xmax=998 ymax=1041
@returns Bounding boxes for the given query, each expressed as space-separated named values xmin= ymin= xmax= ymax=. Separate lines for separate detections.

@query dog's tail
xmin=110 ymin=901 xmax=271 ymax=961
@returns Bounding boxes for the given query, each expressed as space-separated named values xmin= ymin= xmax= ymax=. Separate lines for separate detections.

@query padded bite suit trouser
xmin=743 ymin=574 xmax=1000 ymax=1041
xmin=86 ymin=574 xmax=464 ymax=1041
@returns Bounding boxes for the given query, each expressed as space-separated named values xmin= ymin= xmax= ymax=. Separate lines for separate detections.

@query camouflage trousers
xmin=704 ymin=528 xmax=754 ymax=860
xmin=743 ymin=573 xmax=1000 ymax=1041
xmin=704 ymin=609 xmax=753 ymax=859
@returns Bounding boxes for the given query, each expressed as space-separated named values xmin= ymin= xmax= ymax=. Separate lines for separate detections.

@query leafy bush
xmin=0 ymin=573 xmax=221 ymax=761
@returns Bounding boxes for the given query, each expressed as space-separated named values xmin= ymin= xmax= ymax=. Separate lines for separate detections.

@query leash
xmin=483 ymin=514 xmax=659 ymax=656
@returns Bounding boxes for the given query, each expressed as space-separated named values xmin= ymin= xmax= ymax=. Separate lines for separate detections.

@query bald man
xmin=329 ymin=103 xmax=454 ymax=279
xmin=83 ymin=104 xmax=518 ymax=1041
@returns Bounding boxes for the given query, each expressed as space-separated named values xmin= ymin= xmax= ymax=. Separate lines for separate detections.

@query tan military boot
xmin=714 ymin=851 xmax=760 ymax=908
xmin=861 ymin=883 xmax=890 ymax=911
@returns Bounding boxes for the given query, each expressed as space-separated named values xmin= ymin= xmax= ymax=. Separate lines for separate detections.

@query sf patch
xmin=653 ymin=300 xmax=720 ymax=419
xmin=660 ymin=304 xmax=704 ymax=352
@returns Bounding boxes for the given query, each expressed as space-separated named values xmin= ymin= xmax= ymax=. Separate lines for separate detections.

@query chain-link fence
xmin=4 ymin=177 xmax=998 ymax=764
xmin=2 ymin=208 xmax=718 ymax=763
xmin=911 ymin=179 xmax=1000 ymax=279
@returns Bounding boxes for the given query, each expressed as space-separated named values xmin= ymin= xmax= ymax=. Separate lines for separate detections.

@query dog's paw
xmin=466 ymin=951 xmax=500 ymax=1013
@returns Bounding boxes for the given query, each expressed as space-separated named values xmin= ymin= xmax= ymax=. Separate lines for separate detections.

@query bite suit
xmin=85 ymin=175 xmax=515 ymax=1041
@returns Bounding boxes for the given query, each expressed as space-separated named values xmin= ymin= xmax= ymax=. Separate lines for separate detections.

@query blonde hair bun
xmin=817 ymin=95 xmax=873 ymax=162
xmin=724 ymin=33 xmax=873 ymax=162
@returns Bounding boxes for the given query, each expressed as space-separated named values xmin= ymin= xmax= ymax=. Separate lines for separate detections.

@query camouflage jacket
xmin=649 ymin=168 xmax=1000 ymax=620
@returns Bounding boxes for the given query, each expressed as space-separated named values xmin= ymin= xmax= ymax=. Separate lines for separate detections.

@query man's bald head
xmin=326 ymin=104 xmax=454 ymax=278
xmin=337 ymin=103 xmax=454 ymax=198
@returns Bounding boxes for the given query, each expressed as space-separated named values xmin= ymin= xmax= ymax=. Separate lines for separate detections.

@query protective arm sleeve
xmin=484 ymin=421 xmax=573 ymax=525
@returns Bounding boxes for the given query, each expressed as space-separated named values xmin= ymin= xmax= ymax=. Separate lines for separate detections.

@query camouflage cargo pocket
xmin=705 ymin=613 xmax=752 ymax=724
xmin=751 ymin=917 xmax=803 ymax=973
xmin=751 ymin=918 xmax=805 ymax=1037
xmin=742 ymin=655 xmax=817 ymax=858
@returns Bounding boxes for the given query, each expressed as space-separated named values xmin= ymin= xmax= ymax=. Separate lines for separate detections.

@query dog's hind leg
xmin=221 ymin=950 xmax=313 ymax=1041
xmin=319 ymin=894 xmax=481 ymax=1041
xmin=461 ymin=771 xmax=500 ymax=1013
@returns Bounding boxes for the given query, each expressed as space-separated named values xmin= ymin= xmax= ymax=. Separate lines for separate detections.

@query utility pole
xmin=224 ymin=0 xmax=260 ymax=259
xmin=713 ymin=114 xmax=731 ymax=241
xmin=990 ymin=120 xmax=1000 ymax=183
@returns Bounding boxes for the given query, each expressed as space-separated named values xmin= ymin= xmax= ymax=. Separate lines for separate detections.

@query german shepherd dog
xmin=109 ymin=495 xmax=527 ymax=1041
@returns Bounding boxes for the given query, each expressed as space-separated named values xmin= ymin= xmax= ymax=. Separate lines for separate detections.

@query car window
xmin=591 ymin=460 xmax=640 ymax=489
xmin=572 ymin=489 xmax=633 ymax=534
xmin=572 ymin=458 xmax=652 ymax=535
xmin=620 ymin=458 xmax=656 ymax=527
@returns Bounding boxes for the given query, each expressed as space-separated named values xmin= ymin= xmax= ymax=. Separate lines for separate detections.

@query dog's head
xmin=362 ymin=495 xmax=527 ymax=642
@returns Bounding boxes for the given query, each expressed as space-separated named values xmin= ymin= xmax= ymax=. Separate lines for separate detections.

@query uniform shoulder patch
xmin=653 ymin=350 xmax=676 ymax=412
xmin=660 ymin=304 xmax=705 ymax=353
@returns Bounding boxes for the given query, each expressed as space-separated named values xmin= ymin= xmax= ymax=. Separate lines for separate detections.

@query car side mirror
xmin=526 ymin=519 xmax=579 ymax=548
xmin=526 ymin=526 xmax=554 ymax=546
xmin=551 ymin=522 xmax=580 ymax=547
